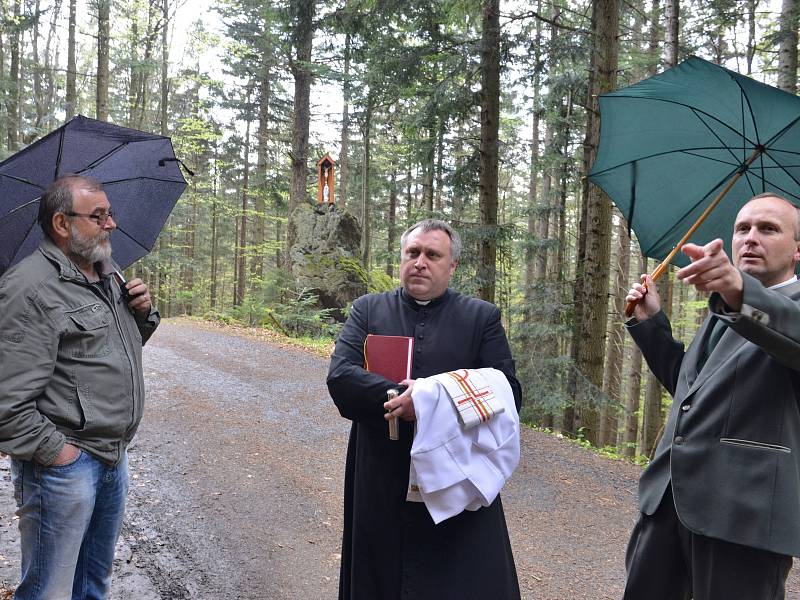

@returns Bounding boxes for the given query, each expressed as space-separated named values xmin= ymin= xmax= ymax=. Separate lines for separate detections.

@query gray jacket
xmin=0 ymin=238 xmax=159 ymax=465
xmin=628 ymin=272 xmax=800 ymax=557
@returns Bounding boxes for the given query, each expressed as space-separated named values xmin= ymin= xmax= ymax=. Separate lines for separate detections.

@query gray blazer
xmin=628 ymin=271 xmax=800 ymax=557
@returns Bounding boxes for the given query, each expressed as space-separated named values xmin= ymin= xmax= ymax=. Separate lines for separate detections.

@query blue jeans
xmin=10 ymin=450 xmax=129 ymax=600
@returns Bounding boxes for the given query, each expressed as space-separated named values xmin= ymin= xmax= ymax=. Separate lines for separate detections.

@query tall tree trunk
xmin=664 ymin=0 xmax=679 ymax=67
xmin=160 ymin=0 xmax=169 ymax=136
xmin=405 ymin=165 xmax=414 ymax=224
xmin=43 ymin=0 xmax=62 ymax=127
xmin=361 ymin=97 xmax=373 ymax=270
xmin=434 ymin=119 xmax=445 ymax=213
xmin=535 ymin=14 xmax=566 ymax=282
xmin=599 ymin=214 xmax=630 ymax=446
xmin=477 ymin=0 xmax=501 ymax=304
xmin=642 ymin=270 xmax=673 ymax=456
xmin=641 ymin=0 xmax=678 ymax=455
xmin=128 ymin=11 xmax=139 ymax=126
xmin=66 ymin=0 xmax=77 ymax=119
xmin=387 ymin=157 xmax=398 ymax=278
xmin=622 ymin=251 xmax=646 ymax=457
xmin=211 ymin=143 xmax=219 ymax=308
xmin=6 ymin=0 xmax=20 ymax=151
xmin=778 ymin=0 xmax=798 ymax=92
xmin=250 ymin=46 xmax=271 ymax=289
xmin=236 ymin=109 xmax=252 ymax=306
xmin=523 ymin=7 xmax=542 ymax=321
xmin=572 ymin=0 xmax=619 ymax=446
xmin=32 ymin=0 xmax=44 ymax=129
xmin=339 ymin=31 xmax=351 ymax=210
xmin=566 ymin=2 xmax=599 ymax=437
xmin=746 ymin=0 xmax=758 ymax=75
xmin=286 ymin=0 xmax=315 ymax=273
xmin=536 ymin=123 xmax=554 ymax=282
xmin=422 ymin=125 xmax=435 ymax=213
xmin=184 ymin=186 xmax=196 ymax=315
xmin=96 ymin=0 xmax=110 ymax=121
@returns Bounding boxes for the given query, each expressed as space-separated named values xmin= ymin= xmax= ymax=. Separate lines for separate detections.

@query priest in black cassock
xmin=327 ymin=219 xmax=522 ymax=600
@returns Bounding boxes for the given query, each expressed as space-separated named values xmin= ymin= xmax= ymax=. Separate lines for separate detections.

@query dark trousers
xmin=622 ymin=486 xmax=793 ymax=600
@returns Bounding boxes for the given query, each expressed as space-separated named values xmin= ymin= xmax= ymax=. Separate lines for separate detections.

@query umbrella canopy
xmin=588 ymin=56 xmax=800 ymax=269
xmin=0 ymin=115 xmax=187 ymax=276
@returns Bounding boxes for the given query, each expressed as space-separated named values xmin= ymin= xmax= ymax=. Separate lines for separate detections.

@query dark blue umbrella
xmin=0 ymin=115 xmax=188 ymax=276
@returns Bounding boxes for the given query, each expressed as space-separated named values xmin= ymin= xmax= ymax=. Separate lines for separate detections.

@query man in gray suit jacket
xmin=622 ymin=193 xmax=800 ymax=600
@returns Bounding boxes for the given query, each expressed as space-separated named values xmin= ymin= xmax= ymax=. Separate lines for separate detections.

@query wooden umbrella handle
xmin=623 ymin=145 xmax=765 ymax=318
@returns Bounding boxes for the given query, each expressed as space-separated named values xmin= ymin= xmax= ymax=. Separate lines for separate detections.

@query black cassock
xmin=327 ymin=288 xmax=522 ymax=600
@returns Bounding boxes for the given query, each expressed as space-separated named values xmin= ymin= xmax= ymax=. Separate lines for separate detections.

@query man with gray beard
xmin=0 ymin=175 xmax=159 ymax=600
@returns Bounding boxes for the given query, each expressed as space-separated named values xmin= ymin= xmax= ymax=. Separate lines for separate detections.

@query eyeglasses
xmin=64 ymin=211 xmax=115 ymax=226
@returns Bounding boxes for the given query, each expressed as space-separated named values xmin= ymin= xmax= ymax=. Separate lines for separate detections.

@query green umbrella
xmin=588 ymin=56 xmax=800 ymax=311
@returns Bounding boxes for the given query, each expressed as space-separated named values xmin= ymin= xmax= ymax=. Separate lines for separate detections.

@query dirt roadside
xmin=1 ymin=318 xmax=798 ymax=599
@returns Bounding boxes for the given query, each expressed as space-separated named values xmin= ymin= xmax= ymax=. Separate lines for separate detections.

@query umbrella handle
xmin=623 ymin=144 xmax=765 ymax=319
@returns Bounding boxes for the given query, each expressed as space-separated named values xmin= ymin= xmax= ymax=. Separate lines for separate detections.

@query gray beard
xmin=68 ymin=225 xmax=112 ymax=265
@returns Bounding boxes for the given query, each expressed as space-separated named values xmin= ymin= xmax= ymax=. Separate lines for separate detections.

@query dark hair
xmin=38 ymin=175 xmax=104 ymax=239
xmin=400 ymin=219 xmax=462 ymax=263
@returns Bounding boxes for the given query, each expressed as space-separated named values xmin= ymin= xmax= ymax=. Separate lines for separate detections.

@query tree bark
xmin=286 ymin=0 xmax=315 ymax=273
xmin=32 ymin=0 xmax=44 ymax=129
xmin=622 ymin=251 xmax=646 ymax=457
xmin=523 ymin=5 xmax=542 ymax=321
xmin=210 ymin=143 xmax=219 ymax=309
xmin=422 ymin=124 xmax=435 ymax=214
xmin=42 ymin=0 xmax=61 ymax=128
xmin=6 ymin=0 xmax=20 ymax=151
xmin=66 ymin=0 xmax=77 ymax=119
xmin=96 ymin=0 xmax=110 ymax=122
xmin=746 ymin=0 xmax=758 ymax=75
xmin=250 ymin=43 xmax=271 ymax=289
xmin=641 ymin=0 xmax=679 ymax=455
xmin=339 ymin=30 xmax=351 ymax=210
xmin=361 ymin=97 xmax=373 ymax=270
xmin=160 ymin=0 xmax=169 ymax=136
xmin=236 ymin=106 xmax=252 ymax=306
xmin=599 ymin=214 xmax=630 ymax=446
xmin=477 ymin=0 xmax=501 ymax=304
xmin=572 ymin=0 xmax=619 ymax=446
xmin=387 ymin=157 xmax=398 ymax=278
xmin=778 ymin=0 xmax=798 ymax=93
xmin=435 ymin=120 xmax=445 ymax=213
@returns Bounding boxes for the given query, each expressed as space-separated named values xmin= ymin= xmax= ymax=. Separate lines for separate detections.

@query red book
xmin=363 ymin=334 xmax=414 ymax=383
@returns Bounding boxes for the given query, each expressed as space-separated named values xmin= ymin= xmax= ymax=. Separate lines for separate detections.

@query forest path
xmin=1 ymin=318 xmax=798 ymax=599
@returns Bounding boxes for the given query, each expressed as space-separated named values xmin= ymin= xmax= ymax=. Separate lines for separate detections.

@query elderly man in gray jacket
xmin=0 ymin=175 xmax=159 ymax=600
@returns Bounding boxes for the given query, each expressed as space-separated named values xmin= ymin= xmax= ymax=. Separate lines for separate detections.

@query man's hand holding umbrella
xmin=628 ymin=240 xmax=744 ymax=320
xmin=124 ymin=277 xmax=153 ymax=317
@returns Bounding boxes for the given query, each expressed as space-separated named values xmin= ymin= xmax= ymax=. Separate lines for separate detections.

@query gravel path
xmin=1 ymin=318 xmax=797 ymax=599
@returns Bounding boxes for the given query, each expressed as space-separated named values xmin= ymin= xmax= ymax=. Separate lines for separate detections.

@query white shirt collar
xmin=770 ymin=275 xmax=798 ymax=290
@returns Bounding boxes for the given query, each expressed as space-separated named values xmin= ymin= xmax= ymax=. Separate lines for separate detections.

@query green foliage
xmin=367 ymin=268 xmax=397 ymax=293
xmin=270 ymin=288 xmax=341 ymax=338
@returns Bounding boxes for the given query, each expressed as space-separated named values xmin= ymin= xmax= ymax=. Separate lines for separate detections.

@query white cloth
xmin=433 ymin=368 xmax=505 ymax=429
xmin=407 ymin=367 xmax=520 ymax=524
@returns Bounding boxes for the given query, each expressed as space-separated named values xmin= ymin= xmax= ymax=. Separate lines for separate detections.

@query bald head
xmin=743 ymin=193 xmax=800 ymax=240
xmin=732 ymin=193 xmax=800 ymax=287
